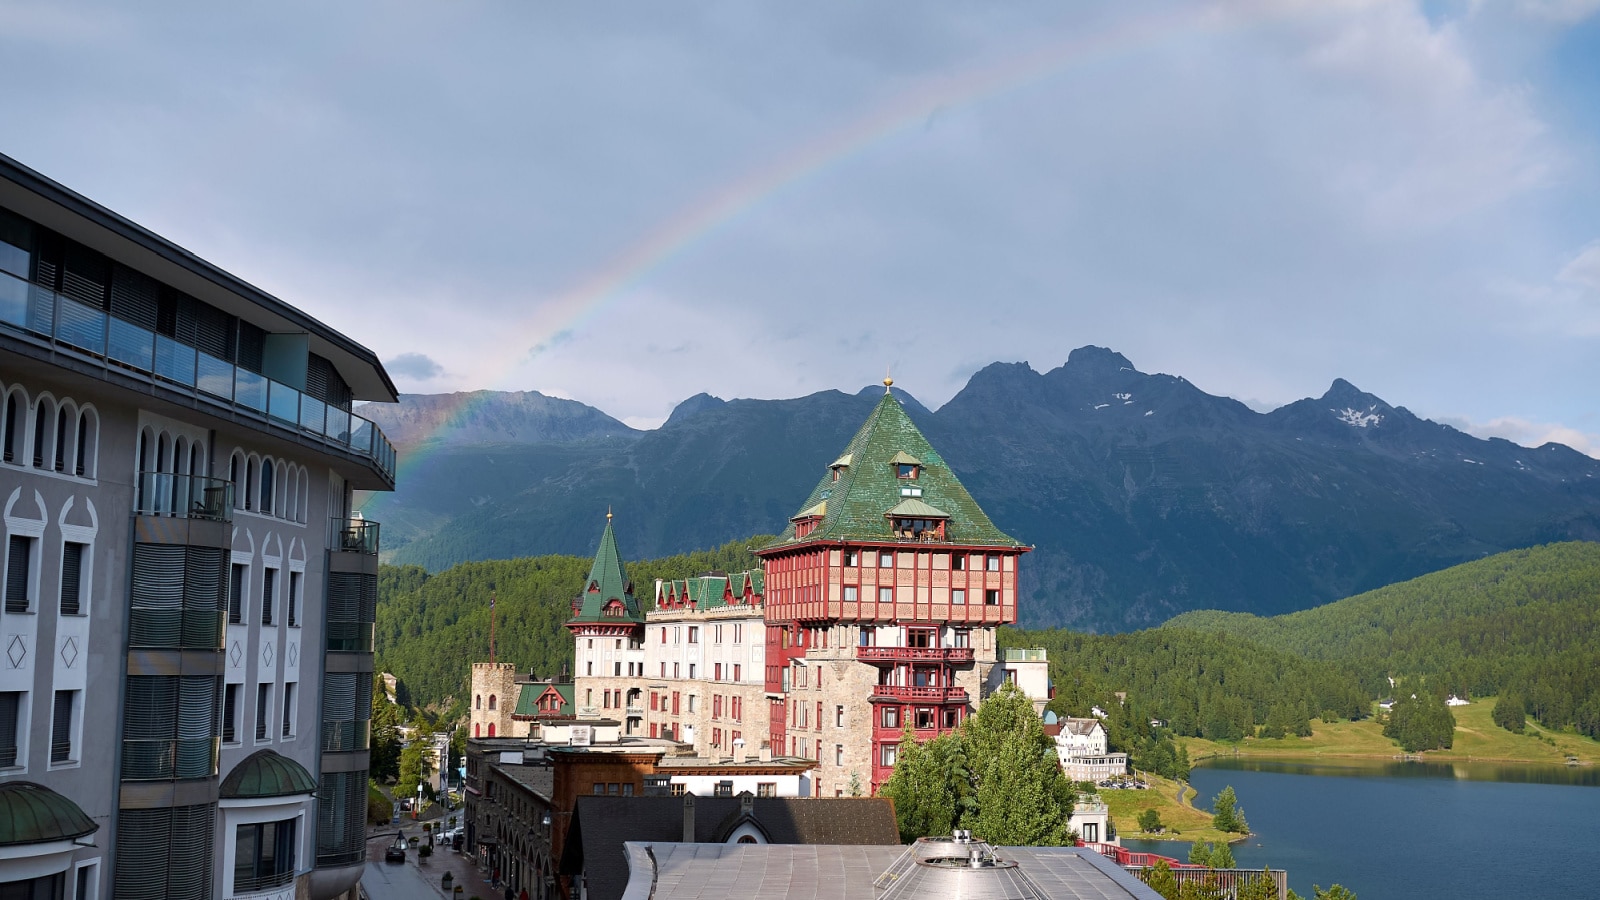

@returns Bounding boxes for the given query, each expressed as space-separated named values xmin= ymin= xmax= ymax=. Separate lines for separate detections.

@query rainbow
xmin=374 ymin=2 xmax=1290 ymax=496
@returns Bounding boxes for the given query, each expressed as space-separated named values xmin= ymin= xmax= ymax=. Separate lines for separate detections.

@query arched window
xmin=32 ymin=399 xmax=50 ymax=467
xmin=54 ymin=405 xmax=69 ymax=471
xmin=487 ymin=723 xmax=495 ymax=737
xmin=1 ymin=391 xmax=20 ymax=464
xmin=475 ymin=695 xmax=482 ymax=710
xmin=244 ymin=457 xmax=256 ymax=511
xmin=737 ymin=835 xmax=758 ymax=844
xmin=75 ymin=409 xmax=93 ymax=477
xmin=474 ymin=723 xmax=480 ymax=738
xmin=488 ymin=695 xmax=497 ymax=711
xmin=260 ymin=458 xmax=275 ymax=514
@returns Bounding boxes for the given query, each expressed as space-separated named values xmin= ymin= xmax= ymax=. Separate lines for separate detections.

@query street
xmin=363 ymin=829 xmax=501 ymax=900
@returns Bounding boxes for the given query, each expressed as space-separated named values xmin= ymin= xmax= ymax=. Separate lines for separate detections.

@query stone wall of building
xmin=470 ymin=662 xmax=520 ymax=738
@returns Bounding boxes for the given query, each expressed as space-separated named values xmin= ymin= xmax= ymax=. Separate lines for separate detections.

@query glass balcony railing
xmin=0 ymin=270 xmax=396 ymax=481
xmin=332 ymin=517 xmax=380 ymax=555
xmin=135 ymin=472 xmax=234 ymax=522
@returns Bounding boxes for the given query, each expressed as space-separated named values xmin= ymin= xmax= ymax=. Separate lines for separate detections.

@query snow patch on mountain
xmin=1334 ymin=406 xmax=1383 ymax=428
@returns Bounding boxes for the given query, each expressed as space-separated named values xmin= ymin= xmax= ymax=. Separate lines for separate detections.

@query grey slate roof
xmin=563 ymin=796 xmax=900 ymax=900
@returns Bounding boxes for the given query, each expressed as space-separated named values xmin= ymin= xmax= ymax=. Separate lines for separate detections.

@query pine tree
xmin=1141 ymin=859 xmax=1180 ymax=900
xmin=1211 ymin=785 xmax=1248 ymax=834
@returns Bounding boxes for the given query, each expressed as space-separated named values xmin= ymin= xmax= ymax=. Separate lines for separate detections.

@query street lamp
xmin=416 ymin=782 xmax=424 ymax=820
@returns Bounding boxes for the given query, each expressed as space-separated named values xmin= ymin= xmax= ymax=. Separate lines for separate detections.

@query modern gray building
xmin=0 ymin=152 xmax=397 ymax=899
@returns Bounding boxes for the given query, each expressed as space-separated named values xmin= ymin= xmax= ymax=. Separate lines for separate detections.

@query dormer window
xmin=886 ymin=498 xmax=948 ymax=541
xmin=829 ymin=453 xmax=851 ymax=483
xmin=889 ymin=451 xmax=922 ymax=480
xmin=791 ymin=500 xmax=825 ymax=539
xmin=588 ymin=580 xmax=600 ymax=593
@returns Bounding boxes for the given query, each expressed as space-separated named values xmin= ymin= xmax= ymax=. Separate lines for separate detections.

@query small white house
xmin=1054 ymin=718 xmax=1129 ymax=783
xmin=1068 ymin=795 xmax=1117 ymax=846
xmin=1446 ymin=695 xmax=1470 ymax=707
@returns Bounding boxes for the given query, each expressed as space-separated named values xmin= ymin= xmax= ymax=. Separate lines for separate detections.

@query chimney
xmin=682 ymin=794 xmax=696 ymax=843
xmin=740 ymin=793 xmax=754 ymax=817
xmin=758 ymin=741 xmax=772 ymax=763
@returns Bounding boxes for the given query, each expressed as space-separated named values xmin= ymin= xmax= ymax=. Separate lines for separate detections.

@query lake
xmin=1120 ymin=758 xmax=1600 ymax=900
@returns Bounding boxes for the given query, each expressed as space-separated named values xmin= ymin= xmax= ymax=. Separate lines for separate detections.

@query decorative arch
xmin=488 ymin=695 xmax=497 ymax=711
xmin=244 ymin=454 xmax=258 ymax=512
xmin=1 ymin=386 xmax=24 ymax=464
xmin=260 ymin=457 xmax=275 ymax=515
xmin=53 ymin=399 xmax=75 ymax=473
xmin=75 ymin=405 xmax=98 ymax=478
xmin=31 ymin=393 xmax=56 ymax=469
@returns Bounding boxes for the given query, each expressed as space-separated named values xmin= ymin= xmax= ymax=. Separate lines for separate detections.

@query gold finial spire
xmin=607 ymin=506 xmax=613 ymax=521
xmin=883 ymin=366 xmax=894 ymax=394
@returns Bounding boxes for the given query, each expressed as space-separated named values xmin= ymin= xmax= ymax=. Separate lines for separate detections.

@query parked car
xmin=385 ymin=842 xmax=406 ymax=863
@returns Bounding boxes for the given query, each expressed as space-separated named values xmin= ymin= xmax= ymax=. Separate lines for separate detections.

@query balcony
xmin=0 ymin=271 xmax=396 ymax=483
xmin=135 ymin=472 xmax=234 ymax=522
xmin=333 ymin=517 xmax=380 ymax=555
xmin=855 ymin=646 xmax=975 ymax=665
xmin=625 ymin=705 xmax=645 ymax=717
xmin=868 ymin=684 xmax=969 ymax=704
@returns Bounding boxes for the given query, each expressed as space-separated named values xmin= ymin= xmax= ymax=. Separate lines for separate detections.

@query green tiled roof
xmin=514 ymin=682 xmax=575 ymax=718
xmin=885 ymin=497 xmax=949 ymax=519
xmin=568 ymin=515 xmax=644 ymax=625
xmin=768 ymin=392 xmax=1022 ymax=549
xmin=220 ymin=749 xmax=318 ymax=799
xmin=657 ymin=570 xmax=766 ymax=610
xmin=0 ymin=782 xmax=97 ymax=846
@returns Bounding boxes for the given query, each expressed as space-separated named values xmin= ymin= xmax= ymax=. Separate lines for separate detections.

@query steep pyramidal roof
xmin=768 ymin=390 xmax=1023 ymax=549
xmin=568 ymin=514 xmax=644 ymax=625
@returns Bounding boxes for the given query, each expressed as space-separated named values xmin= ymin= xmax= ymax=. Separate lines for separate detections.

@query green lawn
xmin=1093 ymin=774 xmax=1241 ymax=845
xmin=1181 ymin=697 xmax=1600 ymax=766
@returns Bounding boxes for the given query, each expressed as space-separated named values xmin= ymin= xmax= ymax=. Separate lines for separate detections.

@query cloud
xmin=1557 ymin=241 xmax=1600 ymax=293
xmin=1515 ymin=0 xmax=1600 ymax=23
xmin=386 ymin=352 xmax=444 ymax=381
xmin=1443 ymin=415 xmax=1600 ymax=458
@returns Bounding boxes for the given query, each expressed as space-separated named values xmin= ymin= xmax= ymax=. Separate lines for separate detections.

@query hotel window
xmin=688 ymin=626 xmax=699 ymax=644
xmin=878 ymin=587 xmax=893 ymax=604
xmin=228 ymin=563 xmax=246 ymax=624
xmin=287 ymin=571 xmax=301 ymax=627
xmin=223 ymin=684 xmax=240 ymax=744
xmin=733 ymin=664 xmax=741 ymax=682
xmin=836 ymin=705 xmax=845 ymax=728
xmin=881 ymin=744 xmax=897 ymax=767
xmin=952 ymin=554 xmax=965 ymax=571
xmin=670 ymin=783 xmax=686 ymax=797
xmin=234 ymin=818 xmax=296 ymax=893
xmin=689 ymin=664 xmax=697 ymax=679
xmin=985 ymin=589 xmax=1000 ymax=606
xmin=5 ymin=534 xmax=35 ymax=613
xmin=879 ymin=551 xmax=893 ymax=568
xmin=260 ymin=568 xmax=276 ymax=626
xmin=51 ymin=690 xmax=77 ymax=763
xmin=714 ymin=624 xmax=723 ymax=644
xmin=59 ymin=541 xmax=85 ymax=615
xmin=733 ymin=623 xmax=743 ymax=643
xmin=986 ymin=554 xmax=1000 ymax=572
xmin=882 ymin=707 xmax=899 ymax=729
xmin=835 ymin=744 xmax=844 ymax=766
xmin=757 ymin=783 xmax=776 ymax=797
xmin=843 ymin=585 xmax=858 ymax=602
xmin=255 ymin=683 xmax=271 ymax=741
xmin=951 ymin=588 xmax=965 ymax=605
xmin=714 ymin=780 xmax=734 ymax=797
xmin=673 ymin=663 xmax=680 ymax=678
xmin=944 ymin=708 xmax=960 ymax=728
xmin=843 ymin=549 xmax=858 ymax=566
xmin=715 ymin=663 xmax=723 ymax=681
xmin=0 ymin=692 xmax=20 ymax=767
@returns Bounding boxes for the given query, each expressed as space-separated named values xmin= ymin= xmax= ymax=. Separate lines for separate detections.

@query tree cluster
xmin=879 ymin=683 xmax=1076 ymax=845
xmin=1209 ymin=785 xmax=1249 ymax=835
xmin=1492 ymin=693 xmax=1526 ymax=734
xmin=1381 ymin=689 xmax=1455 ymax=753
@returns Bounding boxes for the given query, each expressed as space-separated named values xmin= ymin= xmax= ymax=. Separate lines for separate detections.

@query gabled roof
xmin=765 ymin=391 xmax=1022 ymax=549
xmin=568 ymin=515 xmax=644 ymax=625
xmin=513 ymin=682 xmax=575 ymax=719
xmin=885 ymin=498 xmax=949 ymax=519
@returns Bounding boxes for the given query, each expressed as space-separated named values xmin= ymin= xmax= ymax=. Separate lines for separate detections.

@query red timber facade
xmin=758 ymin=382 xmax=1028 ymax=792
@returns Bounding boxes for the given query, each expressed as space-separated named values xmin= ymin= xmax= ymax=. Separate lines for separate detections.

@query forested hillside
xmin=375 ymin=537 xmax=770 ymax=712
xmin=1001 ymin=626 xmax=1370 ymax=744
xmin=1167 ymin=542 xmax=1600 ymax=737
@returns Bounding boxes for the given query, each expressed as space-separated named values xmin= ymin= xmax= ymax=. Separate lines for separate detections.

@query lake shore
xmin=1179 ymin=696 xmax=1600 ymax=767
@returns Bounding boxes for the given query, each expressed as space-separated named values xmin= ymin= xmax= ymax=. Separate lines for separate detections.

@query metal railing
xmin=856 ymin=646 xmax=975 ymax=664
xmin=135 ymin=472 xmax=234 ymax=522
xmin=333 ymin=517 xmax=380 ymax=555
xmin=0 ymin=270 xmax=396 ymax=481
xmin=233 ymin=868 xmax=296 ymax=894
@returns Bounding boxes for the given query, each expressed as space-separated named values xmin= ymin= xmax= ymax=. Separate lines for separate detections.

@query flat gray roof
xmin=620 ymin=842 xmax=1165 ymax=900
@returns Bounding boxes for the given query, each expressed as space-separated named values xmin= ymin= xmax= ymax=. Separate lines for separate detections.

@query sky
xmin=4 ymin=1 xmax=1600 ymax=451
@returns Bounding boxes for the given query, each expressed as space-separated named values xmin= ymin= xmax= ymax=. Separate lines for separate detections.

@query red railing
xmin=1080 ymin=842 xmax=1202 ymax=870
xmin=856 ymin=646 xmax=975 ymax=664
xmin=869 ymin=684 xmax=969 ymax=703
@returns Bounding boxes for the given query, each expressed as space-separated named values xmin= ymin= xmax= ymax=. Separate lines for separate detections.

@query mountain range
xmin=359 ymin=346 xmax=1600 ymax=631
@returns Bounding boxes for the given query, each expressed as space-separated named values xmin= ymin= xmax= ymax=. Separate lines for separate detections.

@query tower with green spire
xmin=757 ymin=380 xmax=1030 ymax=793
xmin=568 ymin=512 xmax=647 ymax=721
